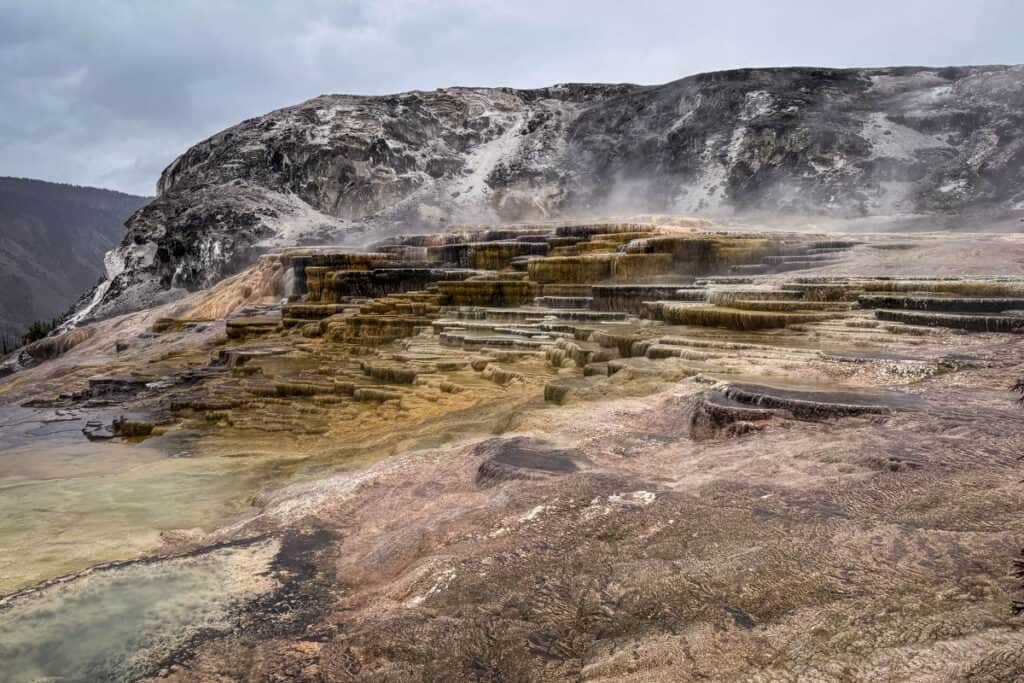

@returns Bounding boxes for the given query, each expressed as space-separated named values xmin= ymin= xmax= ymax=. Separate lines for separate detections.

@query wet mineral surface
xmin=1 ymin=218 xmax=1023 ymax=681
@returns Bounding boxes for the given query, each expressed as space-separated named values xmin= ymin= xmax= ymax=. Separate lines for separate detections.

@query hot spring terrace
xmin=136 ymin=221 xmax=1023 ymax=438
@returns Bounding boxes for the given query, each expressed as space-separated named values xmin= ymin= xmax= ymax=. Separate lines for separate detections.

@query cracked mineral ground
xmin=1 ymin=216 xmax=1023 ymax=681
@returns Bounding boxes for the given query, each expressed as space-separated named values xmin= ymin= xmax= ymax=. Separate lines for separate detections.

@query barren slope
xmin=77 ymin=66 xmax=1024 ymax=321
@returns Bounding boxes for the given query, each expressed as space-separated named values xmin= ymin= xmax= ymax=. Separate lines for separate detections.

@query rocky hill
xmin=0 ymin=177 xmax=149 ymax=343
xmin=78 ymin=65 xmax=1024 ymax=322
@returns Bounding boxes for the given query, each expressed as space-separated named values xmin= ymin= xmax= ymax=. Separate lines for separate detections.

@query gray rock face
xmin=80 ymin=65 xmax=1024 ymax=321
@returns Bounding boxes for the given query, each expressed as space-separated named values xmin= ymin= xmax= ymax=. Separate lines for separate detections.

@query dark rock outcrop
xmin=79 ymin=65 xmax=1024 ymax=321
xmin=473 ymin=436 xmax=580 ymax=488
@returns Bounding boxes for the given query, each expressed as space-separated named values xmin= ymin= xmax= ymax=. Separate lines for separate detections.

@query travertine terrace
xmin=2 ymin=217 xmax=1024 ymax=681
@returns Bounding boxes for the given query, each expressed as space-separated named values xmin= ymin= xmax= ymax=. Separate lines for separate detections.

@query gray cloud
xmin=1 ymin=0 xmax=1022 ymax=195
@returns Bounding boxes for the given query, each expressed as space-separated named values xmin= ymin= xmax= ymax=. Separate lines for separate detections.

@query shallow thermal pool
xmin=0 ymin=537 xmax=280 ymax=682
xmin=0 ymin=406 xmax=308 ymax=596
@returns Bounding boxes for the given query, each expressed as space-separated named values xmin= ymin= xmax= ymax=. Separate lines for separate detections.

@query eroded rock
xmin=473 ymin=436 xmax=580 ymax=488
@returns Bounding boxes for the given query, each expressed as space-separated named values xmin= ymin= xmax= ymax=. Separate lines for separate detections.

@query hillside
xmin=0 ymin=177 xmax=149 ymax=343
xmin=74 ymin=65 xmax=1024 ymax=323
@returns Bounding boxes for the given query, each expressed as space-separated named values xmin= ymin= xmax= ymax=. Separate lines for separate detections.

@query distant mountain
xmin=0 ymin=177 xmax=150 ymax=344
xmin=74 ymin=65 xmax=1024 ymax=322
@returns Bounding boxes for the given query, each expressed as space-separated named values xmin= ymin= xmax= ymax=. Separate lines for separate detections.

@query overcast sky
xmin=2 ymin=0 xmax=1022 ymax=196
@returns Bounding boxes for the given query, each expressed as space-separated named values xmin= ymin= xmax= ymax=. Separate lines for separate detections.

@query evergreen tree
xmin=21 ymin=318 xmax=58 ymax=345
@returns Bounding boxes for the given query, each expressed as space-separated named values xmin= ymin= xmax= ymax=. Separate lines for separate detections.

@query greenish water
xmin=0 ymin=408 xmax=310 ymax=596
xmin=0 ymin=538 xmax=280 ymax=682
xmin=0 ymin=405 xmax=321 ymax=681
